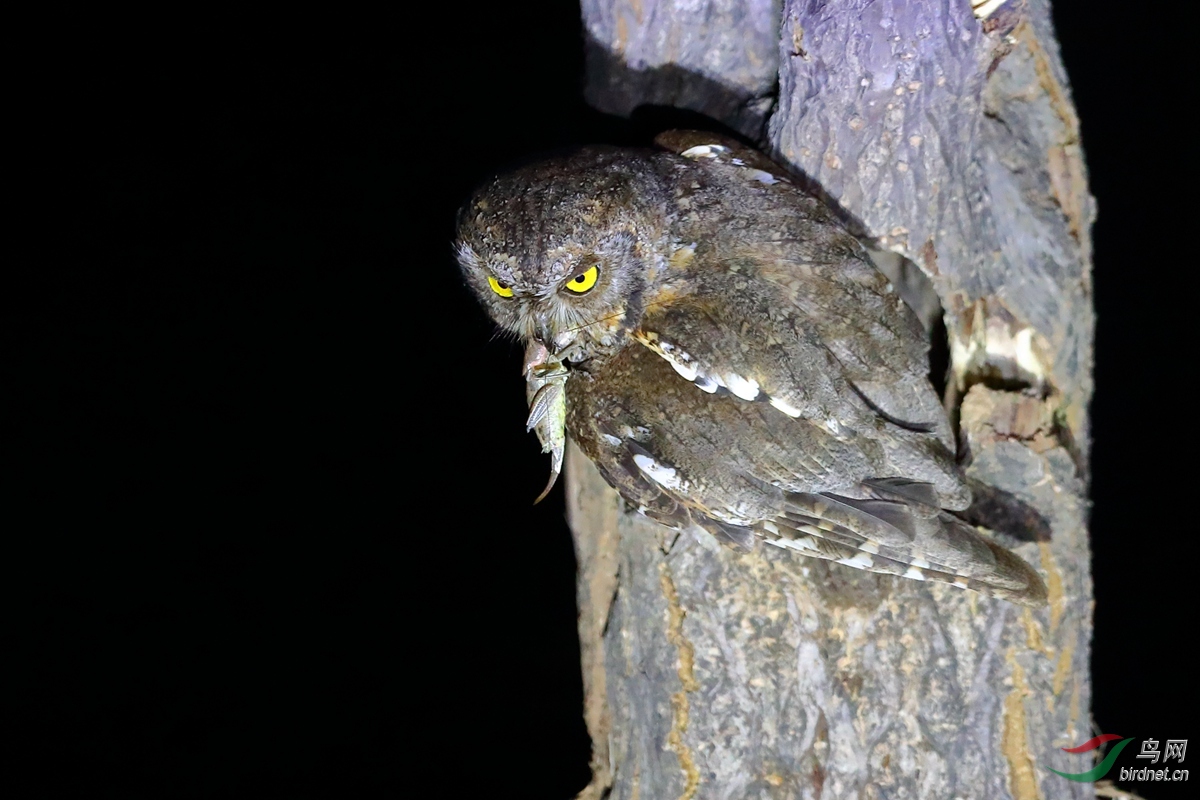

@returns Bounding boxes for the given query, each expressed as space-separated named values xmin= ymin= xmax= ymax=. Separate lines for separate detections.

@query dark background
xmin=10 ymin=4 xmax=1193 ymax=797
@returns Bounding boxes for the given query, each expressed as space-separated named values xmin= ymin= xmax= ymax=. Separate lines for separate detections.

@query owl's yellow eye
xmin=565 ymin=265 xmax=599 ymax=294
xmin=487 ymin=275 xmax=514 ymax=298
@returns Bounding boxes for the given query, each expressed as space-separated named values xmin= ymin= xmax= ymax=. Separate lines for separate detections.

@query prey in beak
xmin=523 ymin=339 xmax=569 ymax=504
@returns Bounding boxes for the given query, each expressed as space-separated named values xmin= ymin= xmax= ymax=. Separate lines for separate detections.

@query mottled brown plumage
xmin=455 ymin=131 xmax=1046 ymax=606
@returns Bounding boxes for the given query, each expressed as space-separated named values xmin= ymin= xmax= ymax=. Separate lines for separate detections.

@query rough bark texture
xmin=571 ymin=1 xmax=1094 ymax=798
xmin=582 ymin=0 xmax=782 ymax=140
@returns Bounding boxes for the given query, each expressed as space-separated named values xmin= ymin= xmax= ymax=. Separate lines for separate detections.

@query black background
xmin=11 ymin=4 xmax=1194 ymax=797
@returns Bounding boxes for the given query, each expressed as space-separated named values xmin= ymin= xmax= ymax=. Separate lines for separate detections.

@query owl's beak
xmin=533 ymin=324 xmax=554 ymax=353
xmin=535 ymin=328 xmax=576 ymax=357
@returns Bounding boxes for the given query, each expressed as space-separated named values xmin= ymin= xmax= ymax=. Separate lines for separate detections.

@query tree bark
xmin=571 ymin=1 xmax=1094 ymax=798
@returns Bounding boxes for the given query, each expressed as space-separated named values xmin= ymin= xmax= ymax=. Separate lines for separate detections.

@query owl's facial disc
xmin=528 ymin=256 xmax=621 ymax=356
xmin=455 ymin=154 xmax=668 ymax=360
xmin=457 ymin=230 xmax=641 ymax=360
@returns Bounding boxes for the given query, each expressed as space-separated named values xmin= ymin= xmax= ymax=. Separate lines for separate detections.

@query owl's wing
xmin=764 ymin=485 xmax=1047 ymax=607
xmin=632 ymin=281 xmax=968 ymax=508
xmin=654 ymin=130 xmax=792 ymax=185
xmin=569 ymin=305 xmax=1045 ymax=605
xmin=570 ymin=353 xmax=1046 ymax=605
xmin=656 ymin=131 xmax=953 ymax=446
xmin=584 ymin=418 xmax=714 ymax=542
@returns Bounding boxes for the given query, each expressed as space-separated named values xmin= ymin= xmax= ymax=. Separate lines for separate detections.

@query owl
xmin=455 ymin=131 xmax=1047 ymax=606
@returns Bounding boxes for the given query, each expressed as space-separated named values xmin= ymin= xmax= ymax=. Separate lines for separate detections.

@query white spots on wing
xmin=760 ymin=521 xmax=780 ymax=536
xmin=723 ymin=373 xmax=760 ymax=401
xmin=600 ymin=433 xmax=622 ymax=446
xmin=903 ymin=566 xmax=927 ymax=581
xmin=633 ymin=454 xmax=688 ymax=491
xmin=668 ymin=359 xmax=699 ymax=382
xmin=678 ymin=146 xmax=785 ymax=184
xmin=769 ymin=395 xmax=803 ymax=418
xmin=765 ymin=536 xmax=819 ymax=553
xmin=713 ymin=501 xmax=755 ymax=526
xmin=909 ymin=556 xmax=931 ymax=569
xmin=636 ymin=331 xmax=819 ymax=416
xmin=951 ymin=580 xmax=969 ymax=589
xmin=836 ymin=552 xmax=876 ymax=570
xmin=636 ymin=332 xmax=701 ymax=384
xmin=658 ymin=340 xmax=688 ymax=359
xmin=824 ymin=418 xmax=842 ymax=435
xmin=858 ymin=540 xmax=880 ymax=555
xmin=680 ymin=144 xmax=729 ymax=159
xmin=636 ymin=331 xmax=757 ymax=400
xmin=677 ymin=362 xmax=759 ymax=400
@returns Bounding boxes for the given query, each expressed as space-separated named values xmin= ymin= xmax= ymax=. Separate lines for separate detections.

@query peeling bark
xmin=572 ymin=1 xmax=1094 ymax=797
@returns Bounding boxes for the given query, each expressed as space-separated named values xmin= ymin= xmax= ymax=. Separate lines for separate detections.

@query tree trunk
xmin=571 ymin=1 xmax=1095 ymax=798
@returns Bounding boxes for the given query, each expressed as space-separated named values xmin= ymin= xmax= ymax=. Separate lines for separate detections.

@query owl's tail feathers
xmin=758 ymin=492 xmax=1048 ymax=607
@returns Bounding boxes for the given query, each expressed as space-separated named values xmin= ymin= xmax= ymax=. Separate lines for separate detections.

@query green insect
xmin=523 ymin=339 xmax=568 ymax=505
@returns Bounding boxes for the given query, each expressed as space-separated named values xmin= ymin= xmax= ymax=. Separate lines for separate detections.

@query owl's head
xmin=455 ymin=149 xmax=673 ymax=362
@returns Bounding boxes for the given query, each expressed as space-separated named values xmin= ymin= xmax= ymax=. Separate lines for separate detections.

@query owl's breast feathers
xmin=562 ymin=136 xmax=1046 ymax=606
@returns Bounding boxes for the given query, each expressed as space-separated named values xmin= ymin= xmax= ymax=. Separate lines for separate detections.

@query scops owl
xmin=455 ymin=131 xmax=1047 ymax=606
